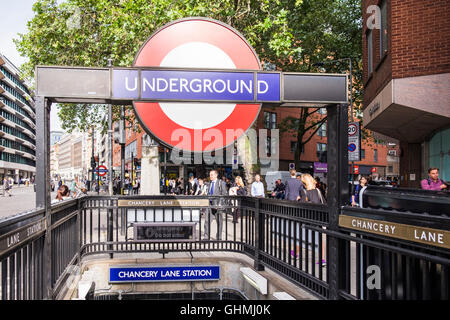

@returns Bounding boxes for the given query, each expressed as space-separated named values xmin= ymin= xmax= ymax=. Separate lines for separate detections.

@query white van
xmin=265 ymin=171 xmax=292 ymax=192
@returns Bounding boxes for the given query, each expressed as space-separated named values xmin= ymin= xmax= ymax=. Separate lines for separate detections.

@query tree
xmin=15 ymin=0 xmax=362 ymax=176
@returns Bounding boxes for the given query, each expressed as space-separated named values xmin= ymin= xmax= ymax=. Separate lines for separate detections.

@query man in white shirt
xmin=251 ymin=174 xmax=265 ymax=198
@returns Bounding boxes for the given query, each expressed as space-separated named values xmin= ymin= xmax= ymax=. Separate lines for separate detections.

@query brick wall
xmin=362 ymin=0 xmax=450 ymax=108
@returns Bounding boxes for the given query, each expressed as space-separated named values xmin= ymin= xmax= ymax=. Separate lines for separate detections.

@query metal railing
xmin=1 ymin=194 xmax=449 ymax=300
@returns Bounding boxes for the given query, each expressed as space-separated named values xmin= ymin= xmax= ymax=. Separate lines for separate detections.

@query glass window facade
xmin=429 ymin=127 xmax=450 ymax=181
xmin=0 ymin=56 xmax=36 ymax=175
xmin=0 ymin=66 xmax=31 ymax=96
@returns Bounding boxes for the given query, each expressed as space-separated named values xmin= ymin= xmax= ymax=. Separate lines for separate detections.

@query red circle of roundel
xmin=133 ymin=18 xmax=261 ymax=152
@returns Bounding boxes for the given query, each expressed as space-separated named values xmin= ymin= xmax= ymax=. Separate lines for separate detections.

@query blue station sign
xmin=109 ymin=265 xmax=221 ymax=283
xmin=112 ymin=69 xmax=281 ymax=103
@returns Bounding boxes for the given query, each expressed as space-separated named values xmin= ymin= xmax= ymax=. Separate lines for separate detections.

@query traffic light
xmin=113 ymin=120 xmax=125 ymax=144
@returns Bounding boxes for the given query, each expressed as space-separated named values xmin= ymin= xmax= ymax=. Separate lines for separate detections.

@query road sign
xmin=354 ymin=165 xmax=359 ymax=174
xmin=289 ymin=163 xmax=295 ymax=170
xmin=348 ymin=122 xmax=361 ymax=162
xmin=348 ymin=143 xmax=356 ymax=152
xmin=132 ymin=18 xmax=263 ymax=152
xmin=348 ymin=123 xmax=358 ymax=136
xmin=96 ymin=165 xmax=108 ymax=176
xmin=371 ymin=167 xmax=377 ymax=173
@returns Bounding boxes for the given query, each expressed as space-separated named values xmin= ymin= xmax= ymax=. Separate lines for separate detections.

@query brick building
xmin=362 ymin=0 xmax=450 ymax=187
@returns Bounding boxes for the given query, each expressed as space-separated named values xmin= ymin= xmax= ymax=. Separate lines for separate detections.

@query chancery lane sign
xmin=339 ymin=215 xmax=450 ymax=249
xmin=0 ymin=218 xmax=47 ymax=256
xmin=109 ymin=265 xmax=220 ymax=283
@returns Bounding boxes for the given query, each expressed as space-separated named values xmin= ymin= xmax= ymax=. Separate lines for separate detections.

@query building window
xmin=380 ymin=0 xmax=388 ymax=56
xmin=361 ymin=148 xmax=365 ymax=159
xmin=290 ymin=141 xmax=304 ymax=154
xmin=317 ymin=123 xmax=326 ymax=137
xmin=317 ymin=143 xmax=327 ymax=162
xmin=374 ymin=149 xmax=378 ymax=162
xmin=388 ymin=166 xmax=393 ymax=173
xmin=317 ymin=143 xmax=327 ymax=152
xmin=367 ymin=30 xmax=373 ymax=75
xmin=263 ymin=112 xmax=277 ymax=129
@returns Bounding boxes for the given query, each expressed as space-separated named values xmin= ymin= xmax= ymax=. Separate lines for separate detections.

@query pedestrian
xmin=315 ymin=177 xmax=327 ymax=201
xmin=351 ymin=176 xmax=368 ymax=207
xmin=69 ymin=176 xmax=79 ymax=198
xmin=195 ymin=178 xmax=208 ymax=196
xmin=251 ymin=174 xmax=265 ymax=198
xmin=52 ymin=185 xmax=70 ymax=203
xmin=421 ymin=168 xmax=448 ymax=191
xmin=299 ymin=174 xmax=326 ymax=204
xmin=203 ymin=170 xmax=228 ymax=240
xmin=271 ymin=179 xmax=286 ymax=199
xmin=226 ymin=178 xmax=232 ymax=192
xmin=3 ymin=177 xmax=12 ymax=197
xmin=284 ymin=169 xmax=304 ymax=201
xmin=229 ymin=176 xmax=246 ymax=223
xmin=187 ymin=175 xmax=198 ymax=195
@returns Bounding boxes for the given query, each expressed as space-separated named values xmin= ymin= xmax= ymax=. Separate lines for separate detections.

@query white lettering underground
xmin=141 ymin=77 xmax=269 ymax=95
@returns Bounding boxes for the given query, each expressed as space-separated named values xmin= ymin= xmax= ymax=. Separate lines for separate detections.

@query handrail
xmin=1 ymin=195 xmax=449 ymax=300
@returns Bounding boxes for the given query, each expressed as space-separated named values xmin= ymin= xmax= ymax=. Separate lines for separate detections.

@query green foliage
xmin=15 ymin=0 xmax=362 ymax=136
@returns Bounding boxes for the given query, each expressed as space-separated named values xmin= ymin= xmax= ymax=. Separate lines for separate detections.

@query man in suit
xmin=203 ymin=170 xmax=228 ymax=240
xmin=284 ymin=169 xmax=304 ymax=201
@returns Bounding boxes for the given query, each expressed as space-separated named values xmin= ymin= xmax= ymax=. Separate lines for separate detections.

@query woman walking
xmin=229 ymin=176 xmax=247 ymax=223
xmin=292 ymin=174 xmax=326 ymax=265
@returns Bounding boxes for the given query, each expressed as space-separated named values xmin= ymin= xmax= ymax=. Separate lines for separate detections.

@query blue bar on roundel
xmin=257 ymin=73 xmax=280 ymax=102
xmin=112 ymin=69 xmax=140 ymax=99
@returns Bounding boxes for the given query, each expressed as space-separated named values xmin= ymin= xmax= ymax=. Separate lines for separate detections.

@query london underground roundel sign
xmin=133 ymin=18 xmax=262 ymax=152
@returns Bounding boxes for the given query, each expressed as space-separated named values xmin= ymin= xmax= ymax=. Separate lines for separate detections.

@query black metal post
xmin=164 ymin=147 xmax=167 ymax=195
xmin=91 ymin=127 xmax=95 ymax=192
xmin=326 ymin=103 xmax=349 ymax=300
xmin=253 ymin=198 xmax=265 ymax=271
xmin=120 ymin=106 xmax=125 ymax=195
xmin=131 ymin=152 xmax=134 ymax=195
xmin=35 ymin=96 xmax=52 ymax=299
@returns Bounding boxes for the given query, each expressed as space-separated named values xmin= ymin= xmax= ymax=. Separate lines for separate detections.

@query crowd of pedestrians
xmin=167 ymin=168 xmax=327 ymax=205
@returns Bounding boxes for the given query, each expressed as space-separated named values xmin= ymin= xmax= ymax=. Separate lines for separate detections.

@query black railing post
xmin=36 ymin=96 xmax=53 ymax=299
xmin=326 ymin=103 xmax=349 ymax=300
xmin=107 ymin=199 xmax=114 ymax=259
xmin=253 ymin=198 xmax=265 ymax=271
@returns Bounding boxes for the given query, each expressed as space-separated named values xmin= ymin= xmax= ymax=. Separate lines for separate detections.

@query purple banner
xmin=314 ymin=162 xmax=327 ymax=173
xmin=112 ymin=69 xmax=281 ymax=102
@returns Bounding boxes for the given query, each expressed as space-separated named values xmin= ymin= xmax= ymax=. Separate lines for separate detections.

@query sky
xmin=0 ymin=0 xmax=63 ymax=131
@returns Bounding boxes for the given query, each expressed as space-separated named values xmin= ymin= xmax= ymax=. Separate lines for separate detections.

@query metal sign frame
xmin=35 ymin=65 xmax=348 ymax=106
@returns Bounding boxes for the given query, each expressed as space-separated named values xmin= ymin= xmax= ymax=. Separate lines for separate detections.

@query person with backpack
xmin=421 ymin=168 xmax=448 ymax=191
xmin=300 ymin=173 xmax=326 ymax=204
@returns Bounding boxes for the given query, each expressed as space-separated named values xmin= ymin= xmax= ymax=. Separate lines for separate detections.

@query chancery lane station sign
xmin=35 ymin=18 xmax=347 ymax=152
